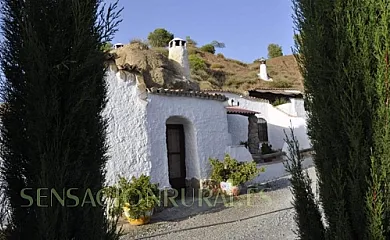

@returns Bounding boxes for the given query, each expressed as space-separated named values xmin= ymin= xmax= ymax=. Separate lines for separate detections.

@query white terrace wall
xmin=146 ymin=94 xmax=231 ymax=188
xmin=216 ymin=92 xmax=311 ymax=151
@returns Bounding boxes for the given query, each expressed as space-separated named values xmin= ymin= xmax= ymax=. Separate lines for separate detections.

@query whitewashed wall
xmin=248 ymin=156 xmax=314 ymax=184
xmin=103 ymin=67 xmax=151 ymax=186
xmin=213 ymin=92 xmax=311 ymax=151
xmin=146 ymin=94 xmax=231 ymax=188
xmin=292 ymin=98 xmax=306 ymax=118
xmin=275 ymin=102 xmax=297 ymax=116
xmin=227 ymin=114 xmax=248 ymax=145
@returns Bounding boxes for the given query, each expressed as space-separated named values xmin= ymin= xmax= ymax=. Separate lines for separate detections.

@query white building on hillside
xmin=103 ymin=38 xmax=311 ymax=193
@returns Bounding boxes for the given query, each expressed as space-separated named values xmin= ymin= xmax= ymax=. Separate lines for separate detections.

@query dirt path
xmin=120 ymin=167 xmax=317 ymax=240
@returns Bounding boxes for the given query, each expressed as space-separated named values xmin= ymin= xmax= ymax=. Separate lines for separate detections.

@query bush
xmin=103 ymin=175 xmax=160 ymax=220
xmin=210 ymin=63 xmax=225 ymax=69
xmin=216 ymin=53 xmax=225 ymax=58
xmin=154 ymin=47 xmax=169 ymax=57
xmin=200 ymin=44 xmax=216 ymax=54
xmin=189 ymin=54 xmax=207 ymax=71
xmin=269 ymin=80 xmax=293 ymax=88
xmin=147 ymin=28 xmax=174 ymax=48
xmin=272 ymin=98 xmax=289 ymax=106
xmin=129 ymin=38 xmax=149 ymax=50
xmin=209 ymin=154 xmax=264 ymax=186
xmin=267 ymin=43 xmax=283 ymax=58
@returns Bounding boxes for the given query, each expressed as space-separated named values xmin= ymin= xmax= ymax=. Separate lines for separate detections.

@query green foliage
xmin=189 ymin=54 xmax=207 ymax=71
xmin=290 ymin=0 xmax=390 ymax=239
xmin=261 ymin=143 xmax=276 ymax=154
xmin=269 ymin=80 xmax=293 ymax=88
xmin=272 ymin=98 xmax=289 ymax=106
xmin=147 ymin=28 xmax=174 ymax=48
xmin=0 ymin=0 xmax=123 ymax=238
xmin=104 ymin=175 xmax=160 ymax=220
xmin=186 ymin=36 xmax=197 ymax=47
xmin=101 ymin=42 xmax=113 ymax=52
xmin=210 ymin=63 xmax=225 ymax=69
xmin=283 ymin=128 xmax=325 ymax=239
xmin=200 ymin=44 xmax=216 ymax=54
xmin=209 ymin=154 xmax=264 ymax=186
xmin=267 ymin=43 xmax=283 ymax=58
xmin=211 ymin=40 xmax=226 ymax=49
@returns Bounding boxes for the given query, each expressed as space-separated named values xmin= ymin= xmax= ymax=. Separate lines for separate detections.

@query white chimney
xmin=168 ymin=38 xmax=190 ymax=80
xmin=258 ymin=58 xmax=273 ymax=81
xmin=114 ymin=43 xmax=124 ymax=49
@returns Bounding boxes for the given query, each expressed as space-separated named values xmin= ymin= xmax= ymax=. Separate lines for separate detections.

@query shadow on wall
xmin=267 ymin=122 xmax=311 ymax=151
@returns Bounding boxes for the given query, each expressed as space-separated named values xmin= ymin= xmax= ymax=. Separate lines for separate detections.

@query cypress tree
xmin=0 ymin=0 xmax=122 ymax=238
xmin=287 ymin=0 xmax=390 ymax=239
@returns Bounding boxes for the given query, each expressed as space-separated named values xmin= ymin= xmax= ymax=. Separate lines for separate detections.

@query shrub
xmin=103 ymin=175 xmax=160 ymax=220
xmin=154 ymin=47 xmax=169 ymax=57
xmin=210 ymin=63 xmax=225 ymax=69
xmin=147 ymin=28 xmax=174 ymax=48
xmin=189 ymin=54 xmax=207 ymax=71
xmin=272 ymin=98 xmax=289 ymax=106
xmin=267 ymin=43 xmax=283 ymax=58
xmin=269 ymin=80 xmax=293 ymax=88
xmin=209 ymin=154 xmax=264 ymax=186
xmin=129 ymin=38 xmax=149 ymax=50
xmin=216 ymin=53 xmax=225 ymax=58
xmin=200 ymin=44 xmax=216 ymax=54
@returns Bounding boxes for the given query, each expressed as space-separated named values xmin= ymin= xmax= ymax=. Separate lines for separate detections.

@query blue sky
xmin=105 ymin=0 xmax=296 ymax=63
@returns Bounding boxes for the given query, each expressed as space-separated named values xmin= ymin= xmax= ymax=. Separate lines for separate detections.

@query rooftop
xmin=147 ymin=88 xmax=228 ymax=102
xmin=226 ymin=106 xmax=260 ymax=116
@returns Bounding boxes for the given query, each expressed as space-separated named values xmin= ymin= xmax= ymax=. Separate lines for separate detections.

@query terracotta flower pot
xmin=123 ymin=205 xmax=154 ymax=226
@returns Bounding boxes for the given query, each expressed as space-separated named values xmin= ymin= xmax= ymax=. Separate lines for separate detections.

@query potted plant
xmin=103 ymin=174 xmax=160 ymax=226
xmin=209 ymin=154 xmax=264 ymax=196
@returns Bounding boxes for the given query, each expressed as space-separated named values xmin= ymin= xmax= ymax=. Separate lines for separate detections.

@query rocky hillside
xmin=111 ymin=42 xmax=303 ymax=92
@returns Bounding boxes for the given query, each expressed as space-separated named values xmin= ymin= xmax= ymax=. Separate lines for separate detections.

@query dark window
xmin=175 ymin=40 xmax=181 ymax=47
xmin=257 ymin=118 xmax=268 ymax=142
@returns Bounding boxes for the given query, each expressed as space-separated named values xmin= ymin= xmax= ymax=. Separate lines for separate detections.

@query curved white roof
xmin=169 ymin=37 xmax=185 ymax=42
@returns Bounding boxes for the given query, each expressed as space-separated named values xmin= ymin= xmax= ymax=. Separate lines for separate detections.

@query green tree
xmin=200 ymin=44 xmax=216 ymax=54
xmin=286 ymin=0 xmax=390 ymax=239
xmin=0 ymin=0 xmax=122 ymax=238
xmin=101 ymin=42 xmax=113 ymax=52
xmin=267 ymin=43 xmax=283 ymax=58
xmin=211 ymin=40 xmax=226 ymax=49
xmin=147 ymin=28 xmax=174 ymax=48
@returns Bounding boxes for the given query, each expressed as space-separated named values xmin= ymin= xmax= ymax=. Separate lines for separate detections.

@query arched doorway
xmin=165 ymin=116 xmax=198 ymax=193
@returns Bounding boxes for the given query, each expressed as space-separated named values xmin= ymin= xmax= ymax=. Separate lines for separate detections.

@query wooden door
xmin=166 ymin=124 xmax=186 ymax=191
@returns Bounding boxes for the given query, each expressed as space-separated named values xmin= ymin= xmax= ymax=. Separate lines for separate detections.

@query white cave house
xmin=103 ymin=38 xmax=311 ymax=192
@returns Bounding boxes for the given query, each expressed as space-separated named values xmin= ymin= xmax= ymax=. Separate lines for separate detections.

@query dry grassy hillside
xmin=112 ymin=41 xmax=304 ymax=92
xmin=189 ymin=49 xmax=304 ymax=91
